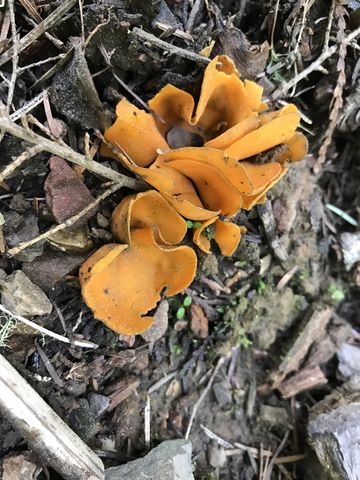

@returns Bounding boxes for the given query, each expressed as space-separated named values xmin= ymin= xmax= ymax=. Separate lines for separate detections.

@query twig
xmin=186 ymin=0 xmax=203 ymax=33
xmin=0 ymin=145 xmax=43 ymax=183
xmin=154 ymin=21 xmax=193 ymax=41
xmin=6 ymin=0 xmax=19 ymax=112
xmin=144 ymin=395 xmax=151 ymax=448
xmin=148 ymin=371 xmax=177 ymax=394
xmin=0 ymin=304 xmax=98 ymax=349
xmin=0 ymin=353 xmax=104 ymax=480
xmin=323 ymin=0 xmax=336 ymax=53
xmin=264 ymin=431 xmax=290 ymax=480
xmin=131 ymin=27 xmax=210 ymax=64
xmin=315 ymin=4 xmax=347 ymax=172
xmin=6 ymin=182 xmax=124 ymax=257
xmin=10 ymin=90 xmax=48 ymax=121
xmin=18 ymin=53 xmax=65 ymax=73
xmin=185 ymin=355 xmax=228 ymax=439
xmin=0 ymin=0 xmax=77 ymax=67
xmin=270 ymin=0 xmax=280 ymax=54
xmin=0 ymin=110 xmax=144 ymax=187
xmin=22 ymin=13 xmax=64 ymax=50
xmin=272 ymin=24 xmax=360 ymax=99
xmin=36 ymin=340 xmax=65 ymax=387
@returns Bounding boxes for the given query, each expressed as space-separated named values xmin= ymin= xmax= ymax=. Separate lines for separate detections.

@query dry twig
xmin=272 ymin=24 xmax=360 ymax=99
xmin=0 ymin=110 xmax=143 ymax=187
xmin=131 ymin=27 xmax=210 ymax=64
xmin=0 ymin=144 xmax=43 ymax=183
xmin=0 ymin=304 xmax=98 ymax=349
xmin=0 ymin=0 xmax=76 ymax=67
xmin=6 ymin=182 xmax=124 ymax=257
xmin=0 ymin=353 xmax=104 ymax=480
xmin=315 ymin=5 xmax=347 ymax=172
xmin=185 ymin=355 xmax=228 ymax=439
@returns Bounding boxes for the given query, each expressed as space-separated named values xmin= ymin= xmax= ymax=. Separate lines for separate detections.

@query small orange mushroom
xmin=112 ymin=190 xmax=187 ymax=245
xmin=101 ymin=98 xmax=168 ymax=167
xmin=193 ymin=217 xmax=245 ymax=256
xmin=214 ymin=220 xmax=246 ymax=256
xmin=79 ymin=228 xmax=197 ymax=335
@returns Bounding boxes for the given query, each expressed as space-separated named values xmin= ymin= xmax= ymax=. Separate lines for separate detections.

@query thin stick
xmin=18 ymin=54 xmax=65 ymax=73
xmin=323 ymin=0 xmax=336 ymax=53
xmin=144 ymin=395 xmax=151 ymax=448
xmin=7 ymin=183 xmax=123 ymax=257
xmin=0 ymin=145 xmax=43 ymax=183
xmin=0 ymin=0 xmax=77 ymax=67
xmin=272 ymin=24 xmax=360 ymax=99
xmin=185 ymin=355 xmax=227 ymax=439
xmin=131 ymin=27 xmax=210 ymax=64
xmin=0 ymin=111 xmax=143 ymax=187
xmin=10 ymin=90 xmax=48 ymax=121
xmin=0 ymin=304 xmax=98 ymax=349
xmin=6 ymin=0 xmax=19 ymax=111
xmin=0 ymin=353 xmax=104 ymax=480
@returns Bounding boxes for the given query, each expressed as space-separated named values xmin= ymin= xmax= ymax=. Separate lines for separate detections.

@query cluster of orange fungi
xmin=79 ymin=55 xmax=308 ymax=336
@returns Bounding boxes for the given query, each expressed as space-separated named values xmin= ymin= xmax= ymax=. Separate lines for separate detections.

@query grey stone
xmin=88 ymin=393 xmax=110 ymax=418
xmin=337 ymin=343 xmax=360 ymax=378
xmin=259 ymin=405 xmax=291 ymax=429
xmin=3 ymin=211 xmax=44 ymax=262
xmin=213 ymin=381 xmax=232 ymax=408
xmin=340 ymin=232 xmax=360 ymax=271
xmin=22 ymin=248 xmax=88 ymax=291
xmin=308 ymin=392 xmax=360 ymax=480
xmin=208 ymin=442 xmax=227 ymax=468
xmin=68 ymin=400 xmax=98 ymax=442
xmin=50 ymin=42 xmax=110 ymax=130
xmin=1 ymin=270 xmax=52 ymax=316
xmin=105 ymin=440 xmax=194 ymax=480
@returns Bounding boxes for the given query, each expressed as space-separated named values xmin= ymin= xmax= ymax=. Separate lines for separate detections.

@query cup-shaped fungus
xmin=80 ymin=55 xmax=308 ymax=335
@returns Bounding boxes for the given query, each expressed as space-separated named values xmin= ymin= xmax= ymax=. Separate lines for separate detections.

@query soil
xmin=0 ymin=1 xmax=360 ymax=479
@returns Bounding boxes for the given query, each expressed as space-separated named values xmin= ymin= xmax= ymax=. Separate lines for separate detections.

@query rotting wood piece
xmin=0 ymin=353 xmax=104 ymax=480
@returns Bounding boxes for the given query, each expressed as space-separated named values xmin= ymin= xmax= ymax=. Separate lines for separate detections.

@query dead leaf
xmin=190 ymin=304 xmax=209 ymax=338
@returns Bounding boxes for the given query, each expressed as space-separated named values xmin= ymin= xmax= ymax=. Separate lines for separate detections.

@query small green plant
xmin=234 ymin=326 xmax=252 ymax=348
xmin=186 ymin=220 xmax=202 ymax=229
xmin=175 ymin=295 xmax=193 ymax=319
xmin=257 ymin=278 xmax=268 ymax=295
xmin=328 ymin=283 xmax=345 ymax=305
xmin=170 ymin=344 xmax=182 ymax=355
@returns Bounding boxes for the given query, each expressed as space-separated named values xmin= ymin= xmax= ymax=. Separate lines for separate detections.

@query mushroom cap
xmin=79 ymin=228 xmax=197 ymax=335
xmin=193 ymin=217 xmax=218 ymax=254
xmin=112 ymin=190 xmax=187 ymax=245
xmin=101 ymin=98 xmax=169 ymax=167
xmin=224 ymin=104 xmax=301 ymax=160
xmin=193 ymin=217 xmax=245 ymax=256
xmin=214 ymin=220 xmax=246 ymax=256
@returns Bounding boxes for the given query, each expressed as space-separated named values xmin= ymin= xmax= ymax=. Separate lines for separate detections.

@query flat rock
xmin=1 ymin=270 xmax=52 ymax=316
xmin=3 ymin=211 xmax=44 ymax=262
xmin=308 ymin=391 xmax=360 ymax=480
xmin=105 ymin=440 xmax=194 ymax=480
xmin=44 ymin=156 xmax=94 ymax=224
xmin=340 ymin=232 xmax=360 ymax=271
xmin=22 ymin=248 xmax=89 ymax=291
xmin=337 ymin=343 xmax=360 ymax=378
xmin=50 ymin=42 xmax=110 ymax=130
